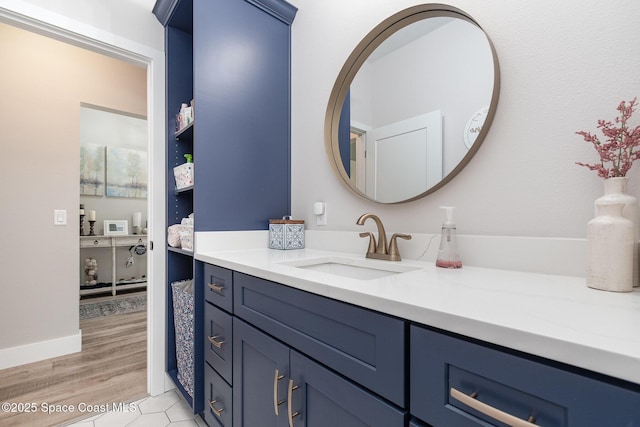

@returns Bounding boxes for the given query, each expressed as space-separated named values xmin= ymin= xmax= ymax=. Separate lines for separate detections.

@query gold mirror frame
xmin=324 ymin=4 xmax=500 ymax=204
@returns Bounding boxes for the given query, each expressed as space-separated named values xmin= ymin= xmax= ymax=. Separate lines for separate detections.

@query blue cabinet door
xmin=233 ymin=318 xmax=289 ymax=427
xmin=289 ymin=350 xmax=407 ymax=427
xmin=234 ymin=317 xmax=407 ymax=427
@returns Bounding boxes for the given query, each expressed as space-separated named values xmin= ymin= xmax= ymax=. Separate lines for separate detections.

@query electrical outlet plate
xmin=315 ymin=202 xmax=327 ymax=226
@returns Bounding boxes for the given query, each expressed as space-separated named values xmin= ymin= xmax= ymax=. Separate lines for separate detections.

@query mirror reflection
xmin=326 ymin=6 xmax=499 ymax=203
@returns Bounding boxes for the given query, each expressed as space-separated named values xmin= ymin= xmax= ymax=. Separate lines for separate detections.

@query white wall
xmin=290 ymin=0 xmax=640 ymax=240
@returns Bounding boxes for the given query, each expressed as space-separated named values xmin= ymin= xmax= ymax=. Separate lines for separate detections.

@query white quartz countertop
xmin=196 ymin=245 xmax=640 ymax=385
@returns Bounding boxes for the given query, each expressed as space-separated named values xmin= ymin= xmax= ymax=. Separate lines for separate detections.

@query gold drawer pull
xmin=450 ymin=387 xmax=537 ymax=427
xmin=208 ymin=335 xmax=225 ymax=348
xmin=208 ymin=282 xmax=225 ymax=293
xmin=208 ymin=399 xmax=224 ymax=418
xmin=273 ymin=369 xmax=286 ymax=415
xmin=287 ymin=379 xmax=300 ymax=427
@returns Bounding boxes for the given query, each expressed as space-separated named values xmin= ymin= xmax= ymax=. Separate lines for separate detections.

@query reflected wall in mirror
xmin=325 ymin=4 xmax=500 ymax=203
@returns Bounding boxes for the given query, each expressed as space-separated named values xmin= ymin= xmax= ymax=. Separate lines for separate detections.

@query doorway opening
xmin=0 ymin=2 xmax=166 ymax=402
xmin=79 ymin=104 xmax=149 ymax=302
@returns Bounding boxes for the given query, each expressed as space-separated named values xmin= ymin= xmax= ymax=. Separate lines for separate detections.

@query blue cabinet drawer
xmin=234 ymin=272 xmax=406 ymax=407
xmin=204 ymin=264 xmax=233 ymax=312
xmin=204 ymin=362 xmax=232 ymax=427
xmin=204 ymin=301 xmax=233 ymax=385
xmin=410 ymin=325 xmax=640 ymax=427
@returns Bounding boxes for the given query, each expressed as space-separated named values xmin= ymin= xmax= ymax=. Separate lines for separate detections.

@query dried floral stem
xmin=576 ymin=97 xmax=640 ymax=178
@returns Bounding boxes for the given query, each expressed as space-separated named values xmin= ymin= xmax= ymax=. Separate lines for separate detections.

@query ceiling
xmin=129 ymin=0 xmax=157 ymax=11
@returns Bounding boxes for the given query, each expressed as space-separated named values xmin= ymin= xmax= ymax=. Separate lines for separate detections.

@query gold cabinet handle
xmin=450 ymin=387 xmax=537 ymax=427
xmin=287 ymin=379 xmax=300 ymax=427
xmin=208 ymin=282 xmax=225 ymax=293
xmin=208 ymin=399 xmax=224 ymax=418
xmin=207 ymin=335 xmax=225 ymax=349
xmin=273 ymin=369 xmax=286 ymax=416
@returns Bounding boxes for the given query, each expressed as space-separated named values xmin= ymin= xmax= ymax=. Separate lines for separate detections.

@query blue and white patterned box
xmin=269 ymin=218 xmax=305 ymax=250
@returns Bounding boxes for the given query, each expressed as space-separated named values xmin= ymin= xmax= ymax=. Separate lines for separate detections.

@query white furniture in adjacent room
xmin=80 ymin=235 xmax=147 ymax=296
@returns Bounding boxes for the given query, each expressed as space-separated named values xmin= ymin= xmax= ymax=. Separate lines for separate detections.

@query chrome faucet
xmin=356 ymin=213 xmax=411 ymax=261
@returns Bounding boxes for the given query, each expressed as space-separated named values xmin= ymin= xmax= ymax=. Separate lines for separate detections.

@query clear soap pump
xmin=436 ymin=206 xmax=462 ymax=269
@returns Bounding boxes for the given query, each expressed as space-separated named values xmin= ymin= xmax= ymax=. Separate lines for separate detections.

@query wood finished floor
xmin=0 ymin=310 xmax=147 ymax=427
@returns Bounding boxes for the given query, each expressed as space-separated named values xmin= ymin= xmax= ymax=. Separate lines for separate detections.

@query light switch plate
xmin=54 ymin=209 xmax=67 ymax=225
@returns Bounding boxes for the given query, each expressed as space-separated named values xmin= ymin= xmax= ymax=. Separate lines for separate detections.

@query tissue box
xmin=269 ymin=218 xmax=305 ymax=250
xmin=173 ymin=163 xmax=194 ymax=190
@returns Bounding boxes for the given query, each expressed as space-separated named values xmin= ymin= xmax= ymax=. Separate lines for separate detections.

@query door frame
xmin=0 ymin=4 xmax=168 ymax=396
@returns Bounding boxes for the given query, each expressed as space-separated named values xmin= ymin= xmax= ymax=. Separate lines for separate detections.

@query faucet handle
xmin=359 ymin=232 xmax=377 ymax=255
xmin=389 ymin=233 xmax=412 ymax=261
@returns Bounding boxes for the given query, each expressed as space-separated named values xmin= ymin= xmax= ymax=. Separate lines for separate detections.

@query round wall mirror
xmin=324 ymin=4 xmax=500 ymax=204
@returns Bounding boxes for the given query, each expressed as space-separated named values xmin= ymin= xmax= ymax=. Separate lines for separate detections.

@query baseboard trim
xmin=0 ymin=330 xmax=82 ymax=370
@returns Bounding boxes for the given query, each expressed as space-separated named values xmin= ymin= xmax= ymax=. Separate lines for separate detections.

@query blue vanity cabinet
xmin=232 ymin=271 xmax=408 ymax=426
xmin=233 ymin=318 xmax=407 ymax=427
xmin=199 ymin=263 xmax=407 ymax=427
xmin=410 ymin=324 xmax=640 ymax=427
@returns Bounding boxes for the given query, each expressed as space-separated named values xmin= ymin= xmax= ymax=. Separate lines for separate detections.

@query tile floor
xmin=65 ymin=389 xmax=207 ymax=427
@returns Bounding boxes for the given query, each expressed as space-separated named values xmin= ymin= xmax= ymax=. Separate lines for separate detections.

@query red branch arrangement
xmin=576 ymin=97 xmax=640 ymax=178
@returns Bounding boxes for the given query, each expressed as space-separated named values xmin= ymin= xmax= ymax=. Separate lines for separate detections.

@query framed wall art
xmin=106 ymin=147 xmax=148 ymax=198
xmin=80 ymin=144 xmax=105 ymax=196
xmin=103 ymin=219 xmax=129 ymax=236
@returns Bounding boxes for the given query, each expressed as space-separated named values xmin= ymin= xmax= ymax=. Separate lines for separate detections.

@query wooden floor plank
xmin=0 ymin=310 xmax=147 ymax=427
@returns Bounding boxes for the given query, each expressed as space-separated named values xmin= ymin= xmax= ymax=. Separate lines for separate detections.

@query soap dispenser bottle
xmin=436 ymin=206 xmax=462 ymax=269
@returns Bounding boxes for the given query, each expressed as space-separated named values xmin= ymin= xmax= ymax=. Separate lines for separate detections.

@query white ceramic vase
xmin=595 ymin=177 xmax=639 ymax=287
xmin=586 ymin=201 xmax=634 ymax=292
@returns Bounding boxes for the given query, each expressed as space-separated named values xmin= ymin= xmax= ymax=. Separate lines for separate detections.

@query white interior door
xmin=367 ymin=110 xmax=442 ymax=202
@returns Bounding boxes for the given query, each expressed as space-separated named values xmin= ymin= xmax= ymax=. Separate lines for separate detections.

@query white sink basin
xmin=280 ymin=257 xmax=419 ymax=280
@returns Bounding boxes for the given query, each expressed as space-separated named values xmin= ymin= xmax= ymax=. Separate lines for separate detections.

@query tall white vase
xmin=586 ymin=201 xmax=634 ymax=292
xmin=595 ymin=177 xmax=639 ymax=287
